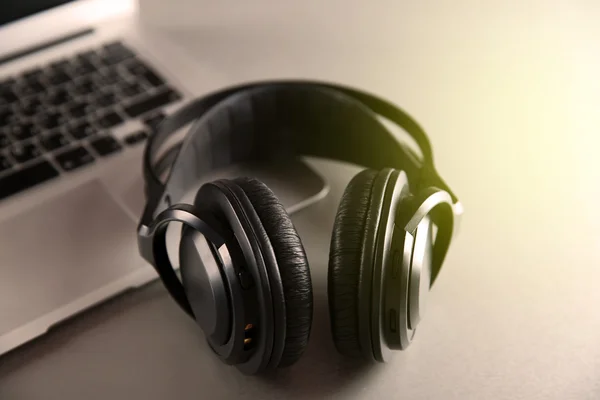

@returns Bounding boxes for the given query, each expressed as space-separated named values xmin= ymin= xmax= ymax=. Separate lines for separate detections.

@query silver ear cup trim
xmin=400 ymin=229 xmax=417 ymax=349
xmin=407 ymin=217 xmax=433 ymax=330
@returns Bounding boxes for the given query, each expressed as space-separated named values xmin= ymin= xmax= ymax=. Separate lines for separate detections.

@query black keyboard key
xmin=10 ymin=142 xmax=42 ymax=163
xmin=143 ymin=70 xmax=165 ymax=87
xmin=17 ymin=98 xmax=43 ymax=117
xmin=8 ymin=122 xmax=40 ymax=141
xmin=95 ymin=110 xmax=124 ymax=129
xmin=36 ymin=111 xmax=67 ymax=130
xmin=45 ymin=71 xmax=71 ymax=87
xmin=0 ymin=108 xmax=17 ymax=127
xmin=89 ymin=135 xmax=122 ymax=156
xmin=143 ymin=112 xmax=165 ymax=131
xmin=0 ymin=154 xmax=12 ymax=171
xmin=104 ymin=42 xmax=135 ymax=59
xmin=0 ymin=89 xmax=18 ymax=106
xmin=49 ymin=59 xmax=71 ymax=71
xmin=0 ymin=160 xmax=59 ymax=201
xmin=93 ymin=70 xmax=123 ymax=87
xmin=55 ymin=146 xmax=94 ymax=171
xmin=22 ymin=68 xmax=44 ymax=82
xmin=124 ymin=88 xmax=180 ymax=118
xmin=0 ymin=78 xmax=16 ymax=91
xmin=126 ymin=61 xmax=165 ymax=87
xmin=101 ymin=49 xmax=133 ymax=66
xmin=93 ymin=92 xmax=118 ymax=108
xmin=0 ymin=133 xmax=11 ymax=148
xmin=67 ymin=101 xmax=91 ymax=119
xmin=70 ymin=78 xmax=96 ymax=96
xmin=124 ymin=130 xmax=147 ymax=146
xmin=88 ymin=71 xmax=103 ymax=86
xmin=41 ymin=132 xmax=69 ymax=151
xmin=76 ymin=50 xmax=101 ymax=64
xmin=46 ymin=88 xmax=70 ymax=106
xmin=118 ymin=81 xmax=145 ymax=98
xmin=101 ymin=55 xmax=125 ymax=67
xmin=70 ymin=59 xmax=97 ymax=76
xmin=68 ymin=121 xmax=95 ymax=139
xmin=15 ymin=79 xmax=45 ymax=97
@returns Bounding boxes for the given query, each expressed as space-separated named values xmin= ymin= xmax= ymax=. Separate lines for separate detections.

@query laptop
xmin=0 ymin=0 xmax=327 ymax=356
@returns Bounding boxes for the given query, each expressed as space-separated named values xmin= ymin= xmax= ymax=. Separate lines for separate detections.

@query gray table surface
xmin=2 ymin=1 xmax=600 ymax=399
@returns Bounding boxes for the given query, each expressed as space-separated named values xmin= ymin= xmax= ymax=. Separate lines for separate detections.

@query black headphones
xmin=137 ymin=80 xmax=463 ymax=375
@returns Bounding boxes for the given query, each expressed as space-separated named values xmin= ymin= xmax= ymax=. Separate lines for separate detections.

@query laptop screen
xmin=0 ymin=0 xmax=77 ymax=27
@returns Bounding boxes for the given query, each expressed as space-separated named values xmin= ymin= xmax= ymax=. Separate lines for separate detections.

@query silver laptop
xmin=0 ymin=0 xmax=327 ymax=356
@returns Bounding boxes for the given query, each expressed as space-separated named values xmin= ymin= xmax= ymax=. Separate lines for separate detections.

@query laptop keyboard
xmin=0 ymin=41 xmax=182 ymax=201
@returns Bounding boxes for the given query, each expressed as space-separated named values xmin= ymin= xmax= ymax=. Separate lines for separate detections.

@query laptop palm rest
xmin=0 ymin=180 xmax=145 ymax=344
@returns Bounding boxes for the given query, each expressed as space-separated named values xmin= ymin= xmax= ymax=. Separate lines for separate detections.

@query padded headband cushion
xmin=234 ymin=177 xmax=313 ymax=368
xmin=328 ymin=169 xmax=378 ymax=358
xmin=149 ymin=83 xmax=439 ymax=216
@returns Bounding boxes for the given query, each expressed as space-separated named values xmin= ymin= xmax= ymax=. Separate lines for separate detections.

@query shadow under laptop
xmin=0 ymin=280 xmax=168 ymax=380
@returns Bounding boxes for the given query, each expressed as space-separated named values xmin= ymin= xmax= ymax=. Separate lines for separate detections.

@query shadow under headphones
xmin=136 ymin=80 xmax=463 ymax=375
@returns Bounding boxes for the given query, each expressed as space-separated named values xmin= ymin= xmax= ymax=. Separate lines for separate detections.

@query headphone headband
xmin=139 ymin=81 xmax=460 ymax=229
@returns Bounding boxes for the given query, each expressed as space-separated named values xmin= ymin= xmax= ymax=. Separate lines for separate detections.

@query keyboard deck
xmin=0 ymin=41 xmax=182 ymax=201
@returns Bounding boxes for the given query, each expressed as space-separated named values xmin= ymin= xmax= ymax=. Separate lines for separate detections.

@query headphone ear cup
xmin=233 ymin=177 xmax=313 ymax=368
xmin=328 ymin=169 xmax=378 ymax=358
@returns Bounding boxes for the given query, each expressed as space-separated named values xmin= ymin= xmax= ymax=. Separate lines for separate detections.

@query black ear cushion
xmin=328 ymin=169 xmax=378 ymax=357
xmin=233 ymin=177 xmax=313 ymax=368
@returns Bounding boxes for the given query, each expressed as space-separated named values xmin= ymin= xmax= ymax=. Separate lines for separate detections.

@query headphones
xmin=136 ymin=80 xmax=463 ymax=375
